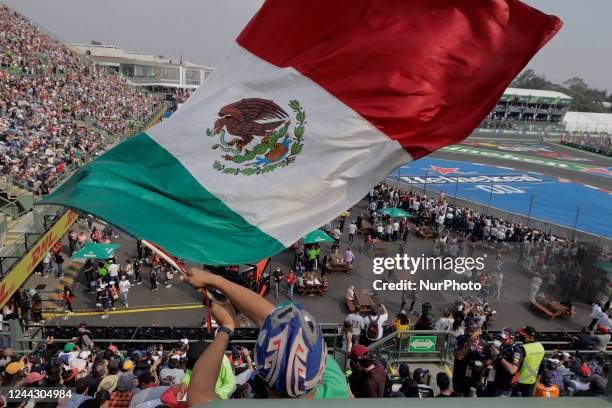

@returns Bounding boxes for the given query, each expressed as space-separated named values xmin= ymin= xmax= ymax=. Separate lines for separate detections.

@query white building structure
xmin=67 ymin=42 xmax=213 ymax=93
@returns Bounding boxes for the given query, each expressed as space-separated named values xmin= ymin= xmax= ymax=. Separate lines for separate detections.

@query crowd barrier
xmin=0 ymin=210 xmax=77 ymax=309
xmin=11 ymin=324 xmax=610 ymax=362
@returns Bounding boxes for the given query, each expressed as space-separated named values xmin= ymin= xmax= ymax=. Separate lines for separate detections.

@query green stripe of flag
xmin=39 ymin=133 xmax=285 ymax=265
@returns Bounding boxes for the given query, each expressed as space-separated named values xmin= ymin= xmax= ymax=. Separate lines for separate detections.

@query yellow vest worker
xmin=518 ymin=342 xmax=545 ymax=384
xmin=517 ymin=326 xmax=545 ymax=385
xmin=515 ymin=326 xmax=545 ymax=397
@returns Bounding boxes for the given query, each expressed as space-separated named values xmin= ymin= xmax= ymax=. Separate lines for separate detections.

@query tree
xmin=511 ymin=71 xmax=611 ymax=113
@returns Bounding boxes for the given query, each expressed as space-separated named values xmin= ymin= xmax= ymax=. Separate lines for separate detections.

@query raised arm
xmin=183 ymin=267 xmax=274 ymax=328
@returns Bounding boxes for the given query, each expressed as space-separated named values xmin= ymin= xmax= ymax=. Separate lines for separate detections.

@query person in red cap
xmin=24 ymin=371 xmax=46 ymax=387
xmin=490 ymin=328 xmax=524 ymax=397
xmin=593 ymin=324 xmax=611 ymax=353
xmin=347 ymin=344 xmax=387 ymax=398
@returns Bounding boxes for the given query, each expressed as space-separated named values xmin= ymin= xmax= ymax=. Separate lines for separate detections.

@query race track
xmin=431 ymin=135 xmax=612 ymax=190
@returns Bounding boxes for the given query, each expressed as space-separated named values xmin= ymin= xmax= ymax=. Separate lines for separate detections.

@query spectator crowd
xmin=366 ymin=182 xmax=610 ymax=304
xmin=0 ymin=5 xmax=160 ymax=193
xmin=562 ymin=132 xmax=611 ymax=156
xmin=0 ymin=6 xmax=609 ymax=403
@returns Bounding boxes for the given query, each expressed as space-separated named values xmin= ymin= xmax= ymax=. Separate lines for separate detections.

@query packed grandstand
xmin=0 ymin=3 xmax=610 ymax=406
xmin=0 ymin=5 xmax=160 ymax=194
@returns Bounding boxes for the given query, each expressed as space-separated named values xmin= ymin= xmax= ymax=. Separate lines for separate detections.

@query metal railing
xmin=365 ymin=329 xmax=611 ymax=371
xmin=0 ymin=205 xmax=64 ymax=277
xmin=0 ymin=319 xmax=33 ymax=354
xmin=0 ymin=197 xmax=19 ymax=220
xmin=367 ymin=330 xmax=456 ymax=368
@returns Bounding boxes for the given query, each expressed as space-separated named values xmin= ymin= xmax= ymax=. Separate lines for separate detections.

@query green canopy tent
xmin=72 ymin=243 xmax=120 ymax=259
xmin=303 ymin=229 xmax=335 ymax=244
xmin=378 ymin=207 xmax=411 ymax=218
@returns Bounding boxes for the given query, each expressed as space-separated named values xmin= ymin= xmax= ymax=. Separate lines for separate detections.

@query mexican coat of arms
xmin=205 ymin=98 xmax=306 ymax=176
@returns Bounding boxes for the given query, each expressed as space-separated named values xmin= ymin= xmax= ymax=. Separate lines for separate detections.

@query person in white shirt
xmin=376 ymin=224 xmax=384 ymax=240
xmin=345 ymin=286 xmax=355 ymax=302
xmin=123 ymin=261 xmax=135 ymax=286
xmin=392 ymin=221 xmax=400 ymax=241
xmin=530 ymin=274 xmax=542 ymax=302
xmin=348 ymin=221 xmax=357 ymax=244
xmin=482 ymin=225 xmax=490 ymax=241
xmin=434 ymin=310 xmax=455 ymax=331
xmin=589 ymin=302 xmax=606 ymax=331
xmin=343 ymin=248 xmax=355 ymax=265
xmin=345 ymin=312 xmax=364 ymax=345
xmin=489 ymin=226 xmax=498 ymax=242
xmin=332 ymin=227 xmax=342 ymax=249
xmin=118 ymin=275 xmax=131 ymax=307
xmin=108 ymin=260 xmax=120 ymax=286
xmin=43 ymin=252 xmax=52 ymax=277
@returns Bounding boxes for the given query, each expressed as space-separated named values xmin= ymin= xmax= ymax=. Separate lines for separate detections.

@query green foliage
xmin=290 ymin=143 xmax=303 ymax=156
xmin=266 ymin=132 xmax=279 ymax=147
xmin=512 ymin=69 xmax=611 ymax=113
xmin=253 ymin=143 xmax=268 ymax=155
xmin=240 ymin=167 xmax=258 ymax=176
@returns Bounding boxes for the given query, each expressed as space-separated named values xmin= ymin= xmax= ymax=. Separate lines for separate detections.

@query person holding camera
xmin=452 ymin=319 xmax=492 ymax=396
xmin=490 ymin=327 xmax=524 ymax=397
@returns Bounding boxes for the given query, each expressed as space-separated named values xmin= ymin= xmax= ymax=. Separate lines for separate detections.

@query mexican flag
xmin=41 ymin=0 xmax=561 ymax=264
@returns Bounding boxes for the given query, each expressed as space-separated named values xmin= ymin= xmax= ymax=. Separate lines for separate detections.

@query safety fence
xmin=8 ymin=324 xmax=610 ymax=365
xmin=366 ymin=330 xmax=611 ymax=371
xmin=560 ymin=133 xmax=611 ymax=157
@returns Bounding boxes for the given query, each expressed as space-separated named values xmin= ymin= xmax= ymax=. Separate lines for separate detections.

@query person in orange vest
xmin=534 ymin=371 xmax=559 ymax=398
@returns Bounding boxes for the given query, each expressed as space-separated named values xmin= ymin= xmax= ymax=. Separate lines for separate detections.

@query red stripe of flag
xmin=237 ymin=0 xmax=561 ymax=159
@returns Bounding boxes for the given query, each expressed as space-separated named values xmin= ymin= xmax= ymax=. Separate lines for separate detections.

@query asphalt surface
xmin=431 ymin=136 xmax=612 ymax=190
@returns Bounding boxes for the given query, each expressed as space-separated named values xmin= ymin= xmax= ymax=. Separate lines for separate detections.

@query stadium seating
xmin=0 ymin=4 xmax=161 ymax=200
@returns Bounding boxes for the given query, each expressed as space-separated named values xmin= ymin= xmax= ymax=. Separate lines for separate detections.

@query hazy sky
xmin=2 ymin=0 xmax=610 ymax=90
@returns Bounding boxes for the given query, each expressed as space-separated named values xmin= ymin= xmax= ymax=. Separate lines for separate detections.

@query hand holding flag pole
xmin=140 ymin=240 xmax=214 ymax=333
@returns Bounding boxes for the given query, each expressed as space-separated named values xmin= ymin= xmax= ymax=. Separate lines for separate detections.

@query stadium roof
xmin=67 ymin=43 xmax=212 ymax=70
xmin=563 ymin=111 xmax=612 ymax=132
xmin=505 ymin=87 xmax=572 ymax=100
